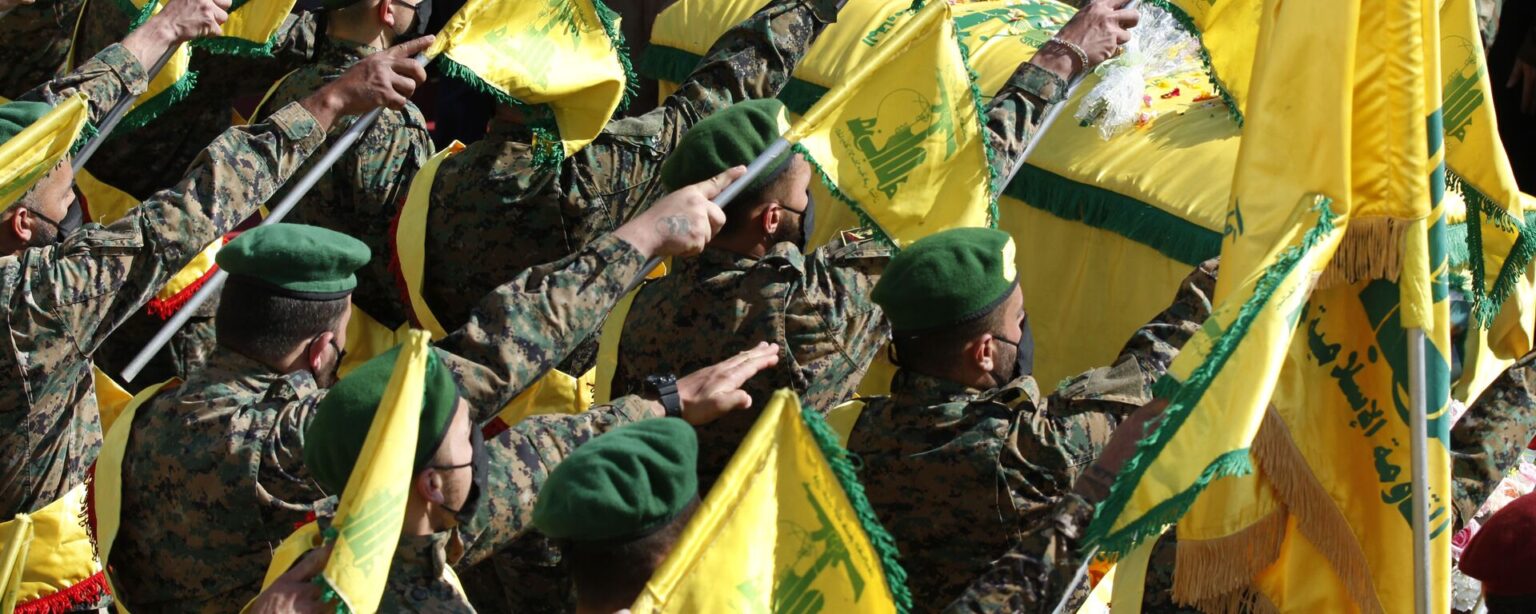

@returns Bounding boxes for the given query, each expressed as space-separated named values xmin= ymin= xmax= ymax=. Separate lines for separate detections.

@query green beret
xmin=0 ymin=101 xmax=52 ymax=149
xmin=660 ymin=99 xmax=791 ymax=194
xmin=304 ymin=344 xmax=462 ymax=495
xmin=532 ymin=418 xmax=698 ymax=542
xmin=872 ymin=227 xmax=1019 ymax=335
xmin=217 ymin=223 xmax=370 ymax=300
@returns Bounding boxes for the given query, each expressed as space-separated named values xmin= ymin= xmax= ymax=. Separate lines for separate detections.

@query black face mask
xmin=435 ymin=425 xmax=487 ymax=527
xmin=392 ymin=0 xmax=432 ymax=39
xmin=990 ymin=313 xmax=1036 ymax=385
xmin=28 ymin=188 xmax=84 ymax=247
xmin=778 ymin=192 xmax=815 ymax=252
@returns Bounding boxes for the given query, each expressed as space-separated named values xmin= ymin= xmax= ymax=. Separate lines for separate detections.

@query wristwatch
xmin=645 ymin=373 xmax=683 ymax=418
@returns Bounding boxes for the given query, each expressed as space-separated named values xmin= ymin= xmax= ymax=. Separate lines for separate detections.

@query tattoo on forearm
xmin=658 ymin=215 xmax=691 ymax=238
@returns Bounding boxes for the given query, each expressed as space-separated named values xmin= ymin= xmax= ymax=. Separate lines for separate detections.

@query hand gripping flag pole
xmin=121 ymin=56 xmax=426 ymax=382
xmin=72 ymin=47 xmax=179 ymax=172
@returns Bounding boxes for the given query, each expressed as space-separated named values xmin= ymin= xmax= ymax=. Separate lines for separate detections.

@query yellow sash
xmin=392 ymin=144 xmax=600 ymax=429
xmin=91 ymin=378 xmax=180 ymax=614
xmin=0 ymin=485 xmax=106 ymax=612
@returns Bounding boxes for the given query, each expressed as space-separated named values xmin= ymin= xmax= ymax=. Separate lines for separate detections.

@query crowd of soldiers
xmin=0 ymin=0 xmax=1533 ymax=610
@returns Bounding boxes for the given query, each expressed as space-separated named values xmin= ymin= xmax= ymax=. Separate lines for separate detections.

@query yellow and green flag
xmin=785 ymin=0 xmax=994 ymax=247
xmin=426 ymin=0 xmax=632 ymax=165
xmin=630 ymin=390 xmax=911 ymax=613
xmin=1087 ymin=0 xmax=1455 ymax=612
xmin=0 ymin=93 xmax=89 ymax=209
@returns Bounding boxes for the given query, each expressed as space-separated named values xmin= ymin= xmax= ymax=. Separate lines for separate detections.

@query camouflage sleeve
xmin=16 ymin=42 xmax=148 ymax=121
xmin=455 ymin=395 xmax=659 ymax=567
xmin=795 ymin=242 xmax=890 ymax=413
xmin=33 ymin=102 xmax=325 ymax=353
xmin=1000 ymin=398 xmax=1114 ymax=524
xmin=1050 ymin=258 xmax=1217 ymax=419
xmin=1451 ymin=362 xmax=1536 ymax=526
xmin=942 ymin=494 xmax=1096 ymax=614
xmin=984 ymin=62 xmax=1070 ymax=196
xmin=435 ymin=233 xmax=649 ymax=422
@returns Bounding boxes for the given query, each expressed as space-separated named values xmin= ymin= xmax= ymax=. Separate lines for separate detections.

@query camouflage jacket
xmin=613 ymin=236 xmax=890 ymax=489
xmin=985 ymin=59 xmax=1072 ymax=195
xmin=1452 ymin=361 xmax=1536 ymax=527
xmin=849 ymin=258 xmax=1217 ymax=611
xmin=417 ymin=0 xmax=838 ymax=372
xmin=0 ymin=0 xmax=81 ymax=99
xmin=0 ymin=45 xmax=327 ymax=518
xmin=254 ymin=35 xmax=433 ymax=330
xmin=380 ymin=531 xmax=475 ymax=613
xmin=107 ymin=234 xmax=656 ymax=609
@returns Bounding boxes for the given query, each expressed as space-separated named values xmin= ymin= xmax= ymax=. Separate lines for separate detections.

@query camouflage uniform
xmin=1451 ymin=361 xmax=1536 ymax=527
xmin=0 ymin=44 xmax=328 ymax=518
xmin=614 ymin=234 xmax=890 ymax=489
xmin=109 ymin=234 xmax=658 ymax=609
xmin=849 ymin=259 xmax=1217 ymax=612
xmin=418 ymin=0 xmax=838 ymax=374
xmin=254 ymin=35 xmax=433 ymax=331
xmin=0 ymin=0 xmax=82 ymax=99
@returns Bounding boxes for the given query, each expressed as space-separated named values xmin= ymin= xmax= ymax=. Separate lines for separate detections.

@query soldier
xmin=1451 ymin=359 xmax=1536 ymax=527
xmin=532 ymin=418 xmax=702 ymax=612
xmin=107 ymin=170 xmax=765 ymax=609
xmin=0 ymin=0 xmax=80 ymax=99
xmin=250 ymin=0 xmax=435 ymax=337
xmin=415 ymin=0 xmax=845 ymax=374
xmin=298 ymin=335 xmax=777 ymax=610
xmin=609 ymin=98 xmax=888 ymax=490
xmin=0 ymin=0 xmax=428 ymax=521
xmin=847 ymin=228 xmax=1216 ymax=611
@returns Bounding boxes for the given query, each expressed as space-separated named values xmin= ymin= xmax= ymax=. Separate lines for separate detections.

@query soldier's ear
xmin=971 ymin=333 xmax=995 ymax=374
xmin=378 ymin=0 xmax=396 ymax=27
xmin=761 ymin=203 xmax=781 ymax=235
xmin=7 ymin=208 xmax=30 ymax=245
xmin=415 ymin=468 xmax=445 ymax=504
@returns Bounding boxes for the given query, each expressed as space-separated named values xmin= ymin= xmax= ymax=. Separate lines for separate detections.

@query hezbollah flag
xmin=786 ymin=0 xmax=994 ymax=247
xmin=630 ymin=390 xmax=912 ymax=613
xmin=0 ymin=93 xmax=88 ymax=209
xmin=252 ymin=330 xmax=434 ymax=613
xmin=425 ymin=0 xmax=631 ymax=165
xmin=1087 ymin=0 xmax=1454 ymax=611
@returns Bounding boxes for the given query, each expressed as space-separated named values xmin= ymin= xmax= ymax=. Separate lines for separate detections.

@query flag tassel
xmin=1316 ymin=217 xmax=1407 ymax=289
xmin=1171 ymin=508 xmax=1284 ymax=610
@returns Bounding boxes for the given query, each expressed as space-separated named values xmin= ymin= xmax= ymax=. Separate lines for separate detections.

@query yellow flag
xmin=785 ymin=0 xmax=993 ymax=247
xmin=630 ymin=390 xmax=911 ymax=613
xmin=70 ymin=0 xmax=194 ymax=133
xmin=0 ymin=93 xmax=89 ymax=209
xmin=321 ymin=329 xmax=432 ymax=613
xmin=192 ymin=0 xmax=300 ymax=57
xmin=425 ymin=0 xmax=631 ymax=164
xmin=1087 ymin=0 xmax=1454 ymax=612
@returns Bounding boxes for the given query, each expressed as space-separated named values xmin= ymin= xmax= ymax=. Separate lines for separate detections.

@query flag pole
xmin=1406 ymin=327 xmax=1432 ymax=614
xmin=1048 ymin=545 xmax=1098 ymax=614
xmin=619 ymin=137 xmax=791 ymax=296
xmin=72 ymin=46 xmax=179 ymax=172
xmin=117 ymin=47 xmax=431 ymax=383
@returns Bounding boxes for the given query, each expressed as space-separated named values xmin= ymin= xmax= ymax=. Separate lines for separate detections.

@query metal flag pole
xmin=618 ymin=137 xmax=792 ymax=296
xmin=1407 ymin=327 xmax=1432 ymax=614
xmin=1049 ymin=545 xmax=1099 ymax=614
xmin=72 ymin=47 xmax=179 ymax=172
xmin=121 ymin=102 xmax=391 ymax=382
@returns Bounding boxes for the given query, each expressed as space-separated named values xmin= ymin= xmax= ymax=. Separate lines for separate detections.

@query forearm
xmin=437 ymin=233 xmax=649 ymax=422
xmin=983 ymin=61 xmax=1072 ymax=196
xmin=1115 ymin=259 xmax=1218 ymax=387
xmin=16 ymin=43 xmax=147 ymax=121
xmin=942 ymin=494 xmax=1097 ymax=614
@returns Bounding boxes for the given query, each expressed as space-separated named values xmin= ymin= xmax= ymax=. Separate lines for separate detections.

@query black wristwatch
xmin=645 ymin=373 xmax=683 ymax=418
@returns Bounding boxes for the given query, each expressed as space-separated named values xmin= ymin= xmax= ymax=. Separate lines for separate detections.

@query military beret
xmin=1460 ymin=491 xmax=1536 ymax=596
xmin=872 ymin=227 xmax=1019 ymax=335
xmin=660 ymin=98 xmax=792 ymax=194
xmin=217 ymin=223 xmax=370 ymax=300
xmin=532 ymin=418 xmax=698 ymax=542
xmin=0 ymin=101 xmax=52 ymax=149
xmin=304 ymin=344 xmax=462 ymax=495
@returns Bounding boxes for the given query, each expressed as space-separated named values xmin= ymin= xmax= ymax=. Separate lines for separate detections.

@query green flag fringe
xmin=955 ymin=28 xmax=1001 ymax=228
xmin=434 ymin=56 xmax=565 ymax=167
xmin=1446 ymin=167 xmax=1536 ymax=327
xmin=794 ymin=143 xmax=901 ymax=250
xmin=593 ymin=0 xmax=638 ymax=112
xmin=1143 ymin=0 xmax=1244 ymax=126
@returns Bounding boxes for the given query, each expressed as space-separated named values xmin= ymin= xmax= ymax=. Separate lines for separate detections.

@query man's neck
xmin=707 ymin=234 xmax=769 ymax=260
xmin=326 ymin=17 xmax=392 ymax=51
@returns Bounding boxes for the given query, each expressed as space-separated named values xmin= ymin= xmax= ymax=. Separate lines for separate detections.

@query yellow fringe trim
xmin=1185 ymin=585 xmax=1281 ymax=614
xmin=1316 ymin=217 xmax=1406 ymax=289
xmin=1251 ymin=408 xmax=1385 ymax=614
xmin=1172 ymin=508 xmax=1285 ymax=607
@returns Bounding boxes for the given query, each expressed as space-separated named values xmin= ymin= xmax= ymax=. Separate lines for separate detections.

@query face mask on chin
xmin=989 ymin=314 xmax=1036 ymax=386
xmin=392 ymin=0 xmax=433 ymax=40
xmin=433 ymin=425 xmax=487 ymax=529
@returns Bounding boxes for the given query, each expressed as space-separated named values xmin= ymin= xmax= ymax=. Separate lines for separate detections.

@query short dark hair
xmin=216 ymin=281 xmax=350 ymax=365
xmin=719 ymin=160 xmax=793 ymax=237
xmin=564 ymin=498 xmax=700 ymax=611
xmin=890 ymin=300 xmax=1009 ymax=376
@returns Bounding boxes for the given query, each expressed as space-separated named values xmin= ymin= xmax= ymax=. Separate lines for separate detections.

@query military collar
xmin=197 ymin=349 xmax=321 ymax=404
xmin=317 ymin=35 xmax=381 ymax=68
xmin=689 ymin=242 xmax=806 ymax=277
xmin=889 ymin=369 xmax=983 ymax=406
xmin=392 ymin=530 xmax=459 ymax=582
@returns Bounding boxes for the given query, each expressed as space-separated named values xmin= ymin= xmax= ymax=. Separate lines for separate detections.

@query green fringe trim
xmin=69 ymin=121 xmax=99 ymax=157
xmin=192 ymin=34 xmax=277 ymax=58
xmin=312 ymin=577 xmax=347 ymax=614
xmin=799 ymin=405 xmax=915 ymax=614
xmin=1142 ymin=0 xmax=1243 ymax=126
xmin=1150 ymin=373 xmax=1182 ymax=400
xmin=117 ymin=70 xmax=198 ymax=135
xmin=955 ymin=27 xmax=1000 ymax=227
xmin=794 ymin=143 xmax=900 ymax=251
xmin=434 ymin=56 xmax=565 ymax=168
xmin=1004 ymin=164 xmax=1222 ymax=266
xmin=1084 ymin=197 xmax=1338 ymax=556
xmin=1445 ymin=167 xmax=1535 ymax=327
xmin=121 ymin=0 xmax=156 ymax=30
xmin=593 ymin=0 xmax=637 ymax=112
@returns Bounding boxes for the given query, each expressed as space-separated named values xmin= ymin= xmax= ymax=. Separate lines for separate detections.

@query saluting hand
xmin=301 ymin=36 xmax=434 ymax=131
xmin=670 ymin=342 xmax=782 ymax=425
xmin=615 ymin=166 xmax=745 ymax=259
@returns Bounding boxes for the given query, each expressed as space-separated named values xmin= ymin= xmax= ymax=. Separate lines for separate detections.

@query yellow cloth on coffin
xmin=630 ymin=390 xmax=904 ymax=613
xmin=0 ymin=93 xmax=88 ymax=209
xmin=391 ymin=143 xmax=596 ymax=428
xmin=425 ymin=0 xmax=627 ymax=159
